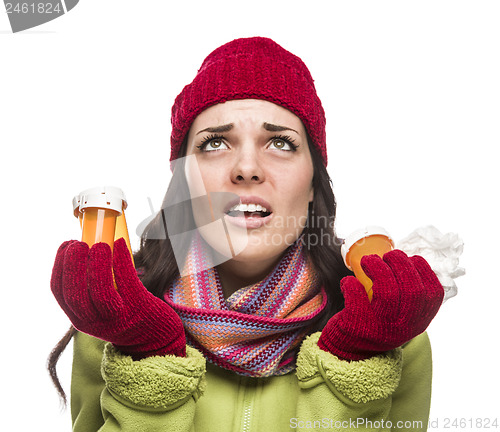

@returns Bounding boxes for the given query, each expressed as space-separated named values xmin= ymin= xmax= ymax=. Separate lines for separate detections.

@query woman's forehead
xmin=191 ymin=99 xmax=305 ymax=133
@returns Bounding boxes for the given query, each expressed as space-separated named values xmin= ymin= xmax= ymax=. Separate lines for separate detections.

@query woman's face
xmin=184 ymin=99 xmax=314 ymax=268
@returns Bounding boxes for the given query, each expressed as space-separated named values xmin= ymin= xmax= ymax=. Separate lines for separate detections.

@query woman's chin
xmin=198 ymin=219 xmax=302 ymax=264
xmin=227 ymin=231 xmax=299 ymax=263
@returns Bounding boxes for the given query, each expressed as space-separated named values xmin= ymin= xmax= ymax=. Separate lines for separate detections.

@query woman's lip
xmin=224 ymin=212 xmax=273 ymax=229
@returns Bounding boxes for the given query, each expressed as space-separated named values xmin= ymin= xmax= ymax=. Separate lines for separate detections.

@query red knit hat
xmin=170 ymin=37 xmax=328 ymax=165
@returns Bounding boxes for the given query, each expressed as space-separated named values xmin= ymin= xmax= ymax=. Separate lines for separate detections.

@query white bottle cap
xmin=340 ymin=226 xmax=394 ymax=265
xmin=72 ymin=195 xmax=81 ymax=218
xmin=78 ymin=186 xmax=127 ymax=214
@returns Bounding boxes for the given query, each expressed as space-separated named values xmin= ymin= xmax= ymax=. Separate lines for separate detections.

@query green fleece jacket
xmin=70 ymin=331 xmax=433 ymax=431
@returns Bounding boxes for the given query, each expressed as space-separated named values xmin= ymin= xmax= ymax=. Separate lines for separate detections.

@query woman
xmin=49 ymin=37 xmax=444 ymax=431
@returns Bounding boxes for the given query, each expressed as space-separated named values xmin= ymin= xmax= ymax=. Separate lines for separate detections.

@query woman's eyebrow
xmin=195 ymin=122 xmax=298 ymax=135
xmin=263 ymin=122 xmax=298 ymax=134
xmin=196 ymin=123 xmax=234 ymax=135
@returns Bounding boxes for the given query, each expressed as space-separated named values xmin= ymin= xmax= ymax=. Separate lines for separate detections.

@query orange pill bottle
xmin=114 ymin=197 xmax=134 ymax=265
xmin=77 ymin=187 xmax=131 ymax=257
xmin=341 ymin=226 xmax=394 ymax=301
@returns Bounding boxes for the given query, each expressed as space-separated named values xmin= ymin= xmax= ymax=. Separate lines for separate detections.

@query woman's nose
xmin=230 ymin=148 xmax=265 ymax=185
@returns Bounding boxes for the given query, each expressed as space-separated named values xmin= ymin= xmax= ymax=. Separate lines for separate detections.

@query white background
xmin=1 ymin=1 xmax=499 ymax=430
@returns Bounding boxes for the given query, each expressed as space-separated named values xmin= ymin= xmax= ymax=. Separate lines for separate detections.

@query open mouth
xmin=226 ymin=203 xmax=272 ymax=218
xmin=222 ymin=197 xmax=274 ymax=229
xmin=222 ymin=196 xmax=274 ymax=228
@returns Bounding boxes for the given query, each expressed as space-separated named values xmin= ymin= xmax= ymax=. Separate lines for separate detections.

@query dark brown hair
xmin=47 ymin=134 xmax=350 ymax=404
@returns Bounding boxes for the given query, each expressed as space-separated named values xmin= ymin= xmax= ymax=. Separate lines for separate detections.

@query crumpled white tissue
xmin=397 ymin=225 xmax=465 ymax=303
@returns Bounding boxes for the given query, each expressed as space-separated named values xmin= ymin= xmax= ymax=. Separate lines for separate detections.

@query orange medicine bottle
xmin=78 ymin=186 xmax=129 ymax=254
xmin=341 ymin=226 xmax=394 ymax=301
xmin=114 ymin=197 xmax=134 ymax=265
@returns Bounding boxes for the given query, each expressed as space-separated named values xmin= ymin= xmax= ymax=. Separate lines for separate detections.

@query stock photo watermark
xmin=3 ymin=0 xmax=79 ymax=32
xmin=289 ymin=417 xmax=500 ymax=430
xmin=289 ymin=418 xmax=424 ymax=430
xmin=134 ymin=154 xmax=342 ymax=277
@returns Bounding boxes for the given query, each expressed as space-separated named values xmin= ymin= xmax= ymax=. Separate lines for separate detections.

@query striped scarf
xmin=163 ymin=232 xmax=327 ymax=377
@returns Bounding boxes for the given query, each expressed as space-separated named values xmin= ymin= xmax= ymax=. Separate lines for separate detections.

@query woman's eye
xmin=269 ymin=137 xmax=297 ymax=151
xmin=205 ymin=140 xmax=226 ymax=151
xmin=198 ymin=137 xmax=228 ymax=152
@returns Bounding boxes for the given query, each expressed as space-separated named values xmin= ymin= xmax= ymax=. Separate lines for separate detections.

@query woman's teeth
xmin=229 ymin=203 xmax=268 ymax=213
xmin=226 ymin=203 xmax=271 ymax=217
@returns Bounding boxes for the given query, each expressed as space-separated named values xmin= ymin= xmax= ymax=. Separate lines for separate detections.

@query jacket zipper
xmin=241 ymin=397 xmax=252 ymax=432
xmin=240 ymin=376 xmax=264 ymax=432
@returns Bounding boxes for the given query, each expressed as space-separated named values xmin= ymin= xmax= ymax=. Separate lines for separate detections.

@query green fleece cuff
xmin=296 ymin=332 xmax=403 ymax=404
xmin=102 ymin=344 xmax=206 ymax=411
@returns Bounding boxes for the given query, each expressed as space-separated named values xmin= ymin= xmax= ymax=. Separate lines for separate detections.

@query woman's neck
xmin=217 ymin=253 xmax=285 ymax=298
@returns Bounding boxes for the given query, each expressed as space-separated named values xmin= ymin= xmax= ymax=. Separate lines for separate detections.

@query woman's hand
xmin=51 ymin=238 xmax=186 ymax=359
xmin=318 ymin=250 xmax=444 ymax=361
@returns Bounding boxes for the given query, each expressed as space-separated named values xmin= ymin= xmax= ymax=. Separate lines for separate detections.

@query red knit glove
xmin=318 ymin=250 xmax=444 ymax=361
xmin=51 ymin=238 xmax=186 ymax=359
